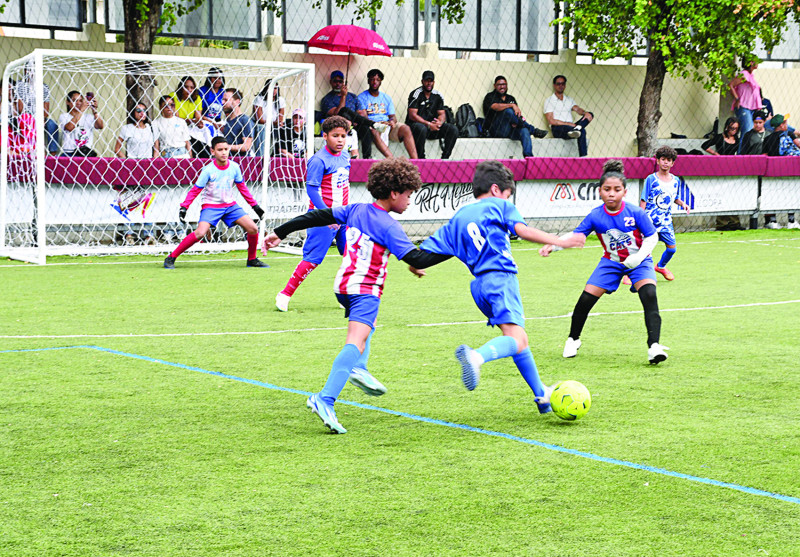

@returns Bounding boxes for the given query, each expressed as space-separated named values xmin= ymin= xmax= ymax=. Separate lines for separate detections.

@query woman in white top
xmin=59 ymin=90 xmax=104 ymax=156
xmin=252 ymin=79 xmax=285 ymax=156
xmin=114 ymin=102 xmax=156 ymax=159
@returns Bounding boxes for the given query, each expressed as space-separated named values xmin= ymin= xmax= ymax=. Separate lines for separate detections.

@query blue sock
xmin=476 ymin=336 xmax=518 ymax=363
xmin=320 ymin=343 xmax=361 ymax=405
xmin=512 ymin=348 xmax=545 ymax=398
xmin=658 ymin=246 xmax=676 ymax=268
xmin=354 ymin=329 xmax=374 ymax=371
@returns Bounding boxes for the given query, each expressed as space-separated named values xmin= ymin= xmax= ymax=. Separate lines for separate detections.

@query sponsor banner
xmin=760 ymin=177 xmax=800 ymax=211
xmin=673 ymin=176 xmax=758 ymax=213
xmin=351 ymin=182 xmax=476 ymax=221
xmin=515 ymin=180 xmax=640 ymax=218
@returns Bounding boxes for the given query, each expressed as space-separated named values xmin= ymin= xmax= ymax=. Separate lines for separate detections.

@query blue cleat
xmin=455 ymin=344 xmax=481 ymax=391
xmin=348 ymin=367 xmax=387 ymax=396
xmin=306 ymin=394 xmax=347 ymax=434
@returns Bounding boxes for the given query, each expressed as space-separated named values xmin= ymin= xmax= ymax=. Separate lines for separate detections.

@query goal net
xmin=1 ymin=49 xmax=314 ymax=264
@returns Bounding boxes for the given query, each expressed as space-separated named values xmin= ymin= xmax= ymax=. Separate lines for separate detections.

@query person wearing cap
xmin=406 ymin=70 xmax=458 ymax=159
xmin=320 ymin=70 xmax=378 ymax=158
xmin=279 ymin=108 xmax=308 ymax=158
xmin=483 ymin=75 xmax=548 ymax=158
xmin=739 ymin=109 xmax=771 ymax=155
xmin=769 ymin=114 xmax=800 ymax=156
xmin=544 ymin=75 xmax=593 ymax=157
xmin=357 ymin=68 xmax=417 ymax=159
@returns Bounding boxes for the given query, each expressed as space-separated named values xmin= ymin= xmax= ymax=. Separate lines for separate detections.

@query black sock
xmin=637 ymin=283 xmax=661 ymax=347
xmin=569 ymin=291 xmax=600 ymax=340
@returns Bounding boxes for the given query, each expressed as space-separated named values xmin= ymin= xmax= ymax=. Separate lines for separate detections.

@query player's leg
xmin=335 ymin=293 xmax=386 ymax=396
xmin=630 ymin=265 xmax=668 ymax=364
xmin=494 ymin=322 xmax=552 ymax=414
xmin=565 ymin=272 xmax=607 ymax=357
xmin=164 ymin=219 xmax=212 ymax=268
xmin=276 ymin=226 xmax=335 ymax=311
xmin=655 ymin=226 xmax=676 ymax=280
xmin=232 ymin=212 xmax=268 ymax=267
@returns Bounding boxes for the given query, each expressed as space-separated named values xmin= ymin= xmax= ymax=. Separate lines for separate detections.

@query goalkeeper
xmin=164 ymin=136 xmax=268 ymax=269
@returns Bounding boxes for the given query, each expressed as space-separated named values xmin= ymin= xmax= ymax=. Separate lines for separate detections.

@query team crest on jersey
xmin=550 ymin=183 xmax=576 ymax=201
xmin=605 ymin=228 xmax=634 ymax=252
xmin=333 ymin=167 xmax=350 ymax=190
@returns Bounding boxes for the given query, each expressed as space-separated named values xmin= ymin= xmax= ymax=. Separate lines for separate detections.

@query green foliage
xmin=557 ymin=0 xmax=800 ymax=91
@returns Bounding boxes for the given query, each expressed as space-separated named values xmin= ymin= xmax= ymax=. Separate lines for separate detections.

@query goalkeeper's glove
xmin=253 ymin=204 xmax=265 ymax=219
xmin=178 ymin=206 xmax=187 ymax=223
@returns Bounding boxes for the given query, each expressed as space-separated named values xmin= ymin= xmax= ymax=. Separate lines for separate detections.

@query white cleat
xmin=275 ymin=292 xmax=290 ymax=312
xmin=648 ymin=343 xmax=669 ymax=364
xmin=563 ymin=337 xmax=582 ymax=358
xmin=348 ymin=367 xmax=387 ymax=396
xmin=455 ymin=344 xmax=483 ymax=391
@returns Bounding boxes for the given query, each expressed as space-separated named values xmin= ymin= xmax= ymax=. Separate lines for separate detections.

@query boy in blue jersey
xmin=275 ymin=115 xmax=351 ymax=312
xmin=263 ymin=159 xmax=450 ymax=433
xmin=540 ymin=160 xmax=669 ymax=364
xmin=633 ymin=146 xmax=690 ymax=283
xmin=417 ymin=161 xmax=585 ymax=413
xmin=163 ymin=136 xmax=266 ymax=269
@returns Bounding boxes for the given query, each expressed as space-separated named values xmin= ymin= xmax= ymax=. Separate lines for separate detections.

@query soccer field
xmin=2 ymin=230 xmax=800 ymax=556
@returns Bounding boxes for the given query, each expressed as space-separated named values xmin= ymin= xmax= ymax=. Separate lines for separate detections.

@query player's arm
xmin=402 ymin=248 xmax=452 ymax=276
xmin=515 ymin=223 xmax=585 ymax=249
xmin=674 ymin=198 xmax=690 ymax=214
xmin=235 ymin=180 xmax=264 ymax=218
xmin=622 ymin=233 xmax=658 ymax=269
xmin=262 ymin=209 xmax=338 ymax=251
xmin=639 ymin=199 xmax=646 ymax=209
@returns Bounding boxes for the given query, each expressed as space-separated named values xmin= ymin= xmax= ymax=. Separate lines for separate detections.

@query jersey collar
xmin=604 ymin=200 xmax=625 ymax=216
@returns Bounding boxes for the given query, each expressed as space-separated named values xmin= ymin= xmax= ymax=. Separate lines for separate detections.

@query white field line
xmin=2 ymin=300 xmax=798 ymax=340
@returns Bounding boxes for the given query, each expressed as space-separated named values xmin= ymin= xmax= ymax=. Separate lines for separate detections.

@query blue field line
xmin=5 ymin=344 xmax=800 ymax=506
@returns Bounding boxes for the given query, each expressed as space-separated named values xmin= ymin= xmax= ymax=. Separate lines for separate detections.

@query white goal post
xmin=1 ymin=49 xmax=314 ymax=264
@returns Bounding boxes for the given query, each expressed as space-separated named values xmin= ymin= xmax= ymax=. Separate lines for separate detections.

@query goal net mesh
xmin=1 ymin=50 xmax=313 ymax=264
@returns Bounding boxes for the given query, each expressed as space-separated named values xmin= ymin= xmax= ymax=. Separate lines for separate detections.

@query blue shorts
xmin=587 ymin=257 xmax=657 ymax=293
xmin=336 ymin=293 xmax=380 ymax=328
xmin=199 ymin=204 xmax=247 ymax=228
xmin=470 ymin=271 xmax=525 ymax=328
xmin=656 ymin=223 xmax=676 ymax=246
xmin=302 ymin=225 xmax=347 ymax=265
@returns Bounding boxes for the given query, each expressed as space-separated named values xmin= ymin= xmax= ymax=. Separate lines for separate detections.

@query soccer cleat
xmin=246 ymin=258 xmax=269 ymax=268
xmin=563 ymin=337 xmax=582 ymax=358
xmin=348 ymin=367 xmax=387 ymax=396
xmin=787 ymin=221 xmax=800 ymax=229
xmin=163 ymin=256 xmax=176 ymax=269
xmin=654 ymin=266 xmax=675 ymax=281
xmin=648 ymin=343 xmax=669 ymax=364
xmin=535 ymin=383 xmax=554 ymax=414
xmin=306 ymin=394 xmax=347 ymax=434
xmin=621 ymin=274 xmax=632 ymax=286
xmin=275 ymin=292 xmax=290 ymax=312
xmin=567 ymin=126 xmax=582 ymax=139
xmin=455 ymin=344 xmax=482 ymax=391
xmin=532 ymin=128 xmax=548 ymax=139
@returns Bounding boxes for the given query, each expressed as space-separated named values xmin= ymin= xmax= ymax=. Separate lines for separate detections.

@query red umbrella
xmin=308 ymin=24 xmax=392 ymax=83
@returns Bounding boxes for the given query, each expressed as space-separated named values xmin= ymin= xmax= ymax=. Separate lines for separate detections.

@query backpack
xmin=442 ymin=105 xmax=455 ymax=126
xmin=455 ymin=103 xmax=480 ymax=138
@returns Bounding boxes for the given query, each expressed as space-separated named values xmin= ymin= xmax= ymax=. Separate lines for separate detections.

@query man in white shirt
xmin=543 ymin=75 xmax=593 ymax=157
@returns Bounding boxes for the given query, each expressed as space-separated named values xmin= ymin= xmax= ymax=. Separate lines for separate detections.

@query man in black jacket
xmin=406 ymin=70 xmax=458 ymax=159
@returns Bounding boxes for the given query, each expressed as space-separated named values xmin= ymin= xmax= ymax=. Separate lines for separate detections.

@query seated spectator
xmin=544 ymin=75 xmax=593 ymax=157
xmin=221 ymin=88 xmax=254 ymax=156
xmin=170 ymin=76 xmax=206 ymax=158
xmin=762 ymin=94 xmax=799 ymax=139
xmin=483 ymin=75 xmax=547 ymax=158
xmin=252 ymin=79 xmax=285 ymax=157
xmin=769 ymin=114 xmax=800 ymax=156
xmin=406 ymin=70 xmax=458 ymax=159
xmin=198 ymin=67 xmax=226 ymax=129
xmin=152 ymin=95 xmax=191 ymax=158
xmin=14 ymin=64 xmax=59 ymax=155
xmin=357 ymin=68 xmax=417 ymax=159
xmin=320 ymin=70 xmax=375 ymax=158
xmin=59 ymin=90 xmax=104 ymax=157
xmin=739 ymin=110 xmax=770 ymax=155
xmin=279 ymin=109 xmax=307 ymax=158
xmin=701 ymin=117 xmax=740 ymax=155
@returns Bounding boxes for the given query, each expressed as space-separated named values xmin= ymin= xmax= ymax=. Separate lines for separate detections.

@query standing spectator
xmin=170 ymin=76 xmax=206 ymax=158
xmin=739 ymin=110 xmax=770 ymax=155
xmin=252 ymin=79 xmax=285 ymax=157
xmin=357 ymin=69 xmax=417 ymax=159
xmin=198 ymin=67 xmax=226 ymax=129
xmin=59 ymin=90 xmax=104 ymax=157
xmin=701 ymin=117 xmax=740 ymax=156
xmin=152 ymin=94 xmax=191 ymax=244
xmin=14 ymin=62 xmax=59 ymax=155
xmin=728 ymin=59 xmax=761 ymax=152
xmin=221 ymin=88 xmax=254 ymax=156
xmin=483 ymin=75 xmax=547 ymax=158
xmin=544 ymin=75 xmax=593 ymax=157
xmin=320 ymin=70 xmax=376 ymax=158
xmin=279 ymin=109 xmax=308 ymax=159
xmin=406 ymin=70 xmax=458 ymax=160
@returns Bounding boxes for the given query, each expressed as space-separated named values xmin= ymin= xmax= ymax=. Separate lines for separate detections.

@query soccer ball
xmin=550 ymin=380 xmax=591 ymax=421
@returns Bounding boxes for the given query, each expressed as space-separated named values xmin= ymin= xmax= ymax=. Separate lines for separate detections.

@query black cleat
xmin=533 ymin=128 xmax=548 ymax=139
xmin=163 ymin=256 xmax=176 ymax=269
xmin=246 ymin=258 xmax=269 ymax=268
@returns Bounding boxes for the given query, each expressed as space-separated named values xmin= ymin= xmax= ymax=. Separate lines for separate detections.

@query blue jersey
xmin=574 ymin=202 xmax=656 ymax=264
xmin=306 ymin=146 xmax=350 ymax=209
xmin=420 ymin=197 xmax=524 ymax=276
xmin=641 ymin=172 xmax=680 ymax=228
xmin=199 ymin=86 xmax=224 ymax=121
xmin=357 ymin=90 xmax=395 ymax=123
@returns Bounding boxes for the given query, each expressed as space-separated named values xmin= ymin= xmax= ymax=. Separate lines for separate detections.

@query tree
xmin=557 ymin=0 xmax=800 ymax=156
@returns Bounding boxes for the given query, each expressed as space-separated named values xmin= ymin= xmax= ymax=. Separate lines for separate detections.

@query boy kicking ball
xmin=164 ymin=136 xmax=267 ymax=269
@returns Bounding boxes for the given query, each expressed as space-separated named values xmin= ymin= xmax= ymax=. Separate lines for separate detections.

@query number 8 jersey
xmin=574 ymin=201 xmax=656 ymax=264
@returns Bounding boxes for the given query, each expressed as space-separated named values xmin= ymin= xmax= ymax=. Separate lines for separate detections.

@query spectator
xmin=279 ymin=108 xmax=307 ymax=159
xmin=152 ymin=95 xmax=191 ymax=158
xmin=59 ymin=90 xmax=104 ymax=157
xmin=252 ymin=79 xmax=285 ymax=157
xmin=14 ymin=62 xmax=59 ymax=155
xmin=483 ymin=75 xmax=547 ymax=158
xmin=320 ymin=70 xmax=376 ymax=158
xmin=728 ymin=59 xmax=761 ymax=152
xmin=221 ymin=88 xmax=254 ymax=156
xmin=769 ymin=114 xmax=800 ymax=156
xmin=739 ymin=110 xmax=770 ymax=155
xmin=701 ymin=117 xmax=740 ymax=156
xmin=357 ymin=68 xmax=417 ymax=159
xmin=762 ymin=93 xmax=799 ymax=138
xmin=406 ymin=70 xmax=458 ymax=160
xmin=170 ymin=76 xmax=206 ymax=158
xmin=544 ymin=75 xmax=593 ymax=157
xmin=198 ymin=67 xmax=226 ymax=129
xmin=114 ymin=102 xmax=157 ymax=245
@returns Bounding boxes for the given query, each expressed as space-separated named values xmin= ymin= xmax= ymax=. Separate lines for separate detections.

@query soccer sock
xmin=512 ymin=348 xmax=545 ymax=399
xmin=569 ymin=291 xmax=600 ymax=340
xmin=637 ymin=283 xmax=661 ymax=346
xmin=169 ymin=232 xmax=200 ymax=259
xmin=320 ymin=343 xmax=361 ymax=406
xmin=476 ymin=336 xmax=518 ymax=364
xmin=658 ymin=246 xmax=676 ymax=268
xmin=354 ymin=328 xmax=374 ymax=371
xmin=281 ymin=260 xmax=318 ymax=297
xmin=246 ymin=232 xmax=258 ymax=260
